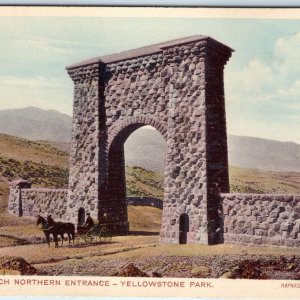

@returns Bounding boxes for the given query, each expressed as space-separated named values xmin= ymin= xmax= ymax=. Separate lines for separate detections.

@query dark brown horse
xmin=36 ymin=215 xmax=75 ymax=248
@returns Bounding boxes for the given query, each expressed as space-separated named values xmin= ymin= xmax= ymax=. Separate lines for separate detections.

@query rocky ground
xmin=0 ymin=227 xmax=299 ymax=280
xmin=0 ymin=253 xmax=296 ymax=279
xmin=34 ymin=254 xmax=300 ymax=279
xmin=0 ymin=256 xmax=36 ymax=275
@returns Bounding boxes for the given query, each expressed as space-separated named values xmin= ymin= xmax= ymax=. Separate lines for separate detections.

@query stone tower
xmin=66 ymin=35 xmax=233 ymax=244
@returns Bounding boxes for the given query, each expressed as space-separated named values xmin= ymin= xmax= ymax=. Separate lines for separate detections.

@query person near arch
xmin=84 ymin=213 xmax=94 ymax=229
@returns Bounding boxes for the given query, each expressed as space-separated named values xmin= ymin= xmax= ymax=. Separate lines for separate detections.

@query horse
xmin=36 ymin=215 xmax=75 ymax=248
xmin=60 ymin=221 xmax=76 ymax=245
xmin=36 ymin=215 xmax=60 ymax=247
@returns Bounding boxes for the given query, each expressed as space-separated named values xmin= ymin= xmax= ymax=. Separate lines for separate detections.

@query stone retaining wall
xmin=8 ymin=181 xmax=300 ymax=247
xmin=127 ymin=197 xmax=163 ymax=209
xmin=221 ymin=193 xmax=300 ymax=247
xmin=8 ymin=183 xmax=68 ymax=221
xmin=21 ymin=189 xmax=68 ymax=221
xmin=8 ymin=181 xmax=162 ymax=222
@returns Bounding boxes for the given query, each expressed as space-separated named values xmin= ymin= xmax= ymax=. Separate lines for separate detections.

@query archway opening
xmin=107 ymin=123 xmax=166 ymax=236
xmin=125 ymin=125 xmax=166 ymax=235
xmin=179 ymin=213 xmax=189 ymax=244
xmin=78 ymin=207 xmax=85 ymax=226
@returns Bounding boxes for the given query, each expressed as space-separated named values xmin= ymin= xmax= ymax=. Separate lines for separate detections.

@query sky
xmin=0 ymin=13 xmax=299 ymax=142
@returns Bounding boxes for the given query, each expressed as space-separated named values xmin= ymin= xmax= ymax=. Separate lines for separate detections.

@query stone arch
xmin=104 ymin=117 xmax=167 ymax=233
xmin=107 ymin=116 xmax=168 ymax=151
xmin=66 ymin=35 xmax=233 ymax=244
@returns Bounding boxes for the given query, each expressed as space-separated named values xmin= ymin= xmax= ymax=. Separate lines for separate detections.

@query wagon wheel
xmin=99 ymin=227 xmax=112 ymax=243
xmin=91 ymin=226 xmax=101 ymax=243
xmin=83 ymin=233 xmax=94 ymax=244
xmin=75 ymin=235 xmax=83 ymax=245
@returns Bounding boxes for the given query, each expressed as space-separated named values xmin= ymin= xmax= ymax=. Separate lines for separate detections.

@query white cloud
xmin=273 ymin=33 xmax=300 ymax=77
xmin=225 ymin=32 xmax=300 ymax=143
xmin=226 ymin=32 xmax=300 ymax=105
xmin=280 ymin=80 xmax=300 ymax=99
xmin=240 ymin=59 xmax=274 ymax=92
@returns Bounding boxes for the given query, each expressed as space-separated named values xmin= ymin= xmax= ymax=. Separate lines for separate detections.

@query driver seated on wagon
xmin=84 ymin=212 xmax=94 ymax=229
xmin=77 ymin=212 xmax=94 ymax=234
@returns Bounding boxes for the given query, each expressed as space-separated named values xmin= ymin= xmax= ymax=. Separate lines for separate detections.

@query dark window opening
xmin=78 ymin=207 xmax=85 ymax=226
xmin=179 ymin=213 xmax=189 ymax=244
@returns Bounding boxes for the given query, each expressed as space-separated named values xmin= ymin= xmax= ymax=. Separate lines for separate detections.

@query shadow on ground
xmin=128 ymin=231 xmax=159 ymax=236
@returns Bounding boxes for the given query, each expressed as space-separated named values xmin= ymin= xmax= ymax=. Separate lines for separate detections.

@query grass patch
xmin=126 ymin=166 xmax=164 ymax=198
xmin=229 ymin=165 xmax=300 ymax=194
xmin=0 ymin=156 xmax=68 ymax=188
xmin=0 ymin=133 xmax=69 ymax=168
xmin=128 ymin=205 xmax=162 ymax=232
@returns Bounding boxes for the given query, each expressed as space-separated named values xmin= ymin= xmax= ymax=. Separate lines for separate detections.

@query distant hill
xmin=2 ymin=107 xmax=300 ymax=173
xmin=0 ymin=107 xmax=72 ymax=142
xmin=125 ymin=128 xmax=166 ymax=174
xmin=125 ymin=129 xmax=300 ymax=173
xmin=228 ymin=135 xmax=300 ymax=173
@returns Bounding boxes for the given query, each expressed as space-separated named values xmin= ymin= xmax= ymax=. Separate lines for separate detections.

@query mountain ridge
xmin=0 ymin=107 xmax=72 ymax=142
xmin=1 ymin=107 xmax=300 ymax=173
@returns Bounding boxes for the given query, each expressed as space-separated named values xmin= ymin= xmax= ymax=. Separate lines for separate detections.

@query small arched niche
xmin=78 ymin=207 xmax=85 ymax=226
xmin=179 ymin=213 xmax=189 ymax=244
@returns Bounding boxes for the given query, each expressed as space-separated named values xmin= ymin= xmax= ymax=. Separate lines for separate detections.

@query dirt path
xmin=0 ymin=235 xmax=159 ymax=264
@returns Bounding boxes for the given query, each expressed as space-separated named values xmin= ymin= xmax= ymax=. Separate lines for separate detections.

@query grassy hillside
xmin=0 ymin=134 xmax=70 ymax=229
xmin=0 ymin=135 xmax=69 ymax=190
xmin=230 ymin=165 xmax=300 ymax=194
xmin=0 ymin=134 xmax=69 ymax=168
xmin=0 ymin=156 xmax=68 ymax=188
xmin=126 ymin=166 xmax=164 ymax=233
xmin=126 ymin=166 xmax=164 ymax=199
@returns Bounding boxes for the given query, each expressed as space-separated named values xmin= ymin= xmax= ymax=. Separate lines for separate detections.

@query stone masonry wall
xmin=8 ymin=188 xmax=300 ymax=247
xmin=159 ymin=39 xmax=231 ymax=244
xmin=127 ymin=197 xmax=163 ymax=209
xmin=103 ymin=38 xmax=232 ymax=243
xmin=8 ymin=183 xmax=162 ymax=221
xmin=103 ymin=52 xmax=168 ymax=232
xmin=221 ymin=193 xmax=300 ymax=247
xmin=66 ymin=36 xmax=232 ymax=243
xmin=21 ymin=189 xmax=68 ymax=221
xmin=8 ymin=184 xmax=68 ymax=221
xmin=66 ymin=63 xmax=102 ymax=224
xmin=205 ymin=43 xmax=231 ymax=244
xmin=8 ymin=179 xmax=32 ymax=217
xmin=8 ymin=185 xmax=22 ymax=216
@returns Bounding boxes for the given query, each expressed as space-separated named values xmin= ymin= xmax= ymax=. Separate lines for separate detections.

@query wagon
xmin=76 ymin=224 xmax=112 ymax=244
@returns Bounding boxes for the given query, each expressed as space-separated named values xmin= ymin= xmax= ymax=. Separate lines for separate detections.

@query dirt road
xmin=0 ymin=235 xmax=299 ymax=279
